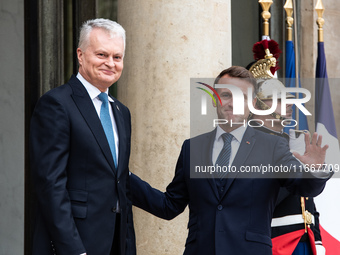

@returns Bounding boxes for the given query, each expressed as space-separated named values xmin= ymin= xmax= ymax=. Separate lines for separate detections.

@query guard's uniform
xmin=247 ymin=40 xmax=324 ymax=255
xmin=252 ymin=123 xmax=321 ymax=255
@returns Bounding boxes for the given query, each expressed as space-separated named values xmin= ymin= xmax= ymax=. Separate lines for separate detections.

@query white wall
xmin=0 ymin=0 xmax=25 ymax=254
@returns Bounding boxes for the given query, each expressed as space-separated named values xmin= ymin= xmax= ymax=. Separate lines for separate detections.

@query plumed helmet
xmin=249 ymin=39 xmax=294 ymax=120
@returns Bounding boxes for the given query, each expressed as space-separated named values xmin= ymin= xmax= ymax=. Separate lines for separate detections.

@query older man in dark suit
xmin=130 ymin=66 xmax=331 ymax=255
xmin=30 ymin=18 xmax=135 ymax=255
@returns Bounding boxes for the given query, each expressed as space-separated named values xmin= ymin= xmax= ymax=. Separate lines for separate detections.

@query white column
xmin=117 ymin=1 xmax=231 ymax=254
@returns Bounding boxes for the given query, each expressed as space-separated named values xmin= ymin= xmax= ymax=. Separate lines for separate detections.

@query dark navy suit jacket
xmin=131 ymin=127 xmax=329 ymax=255
xmin=30 ymin=75 xmax=135 ymax=255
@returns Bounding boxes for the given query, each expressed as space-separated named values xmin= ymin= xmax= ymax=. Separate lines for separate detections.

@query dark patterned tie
xmin=215 ymin=133 xmax=233 ymax=179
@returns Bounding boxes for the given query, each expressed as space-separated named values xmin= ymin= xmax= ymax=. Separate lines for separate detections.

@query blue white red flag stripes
xmin=284 ymin=40 xmax=308 ymax=133
xmin=272 ymin=229 xmax=316 ymax=255
xmin=314 ymin=41 xmax=340 ymax=255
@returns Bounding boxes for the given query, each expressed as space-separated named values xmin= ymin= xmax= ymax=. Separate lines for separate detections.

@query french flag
xmin=314 ymin=41 xmax=340 ymax=255
xmin=284 ymin=39 xmax=309 ymax=133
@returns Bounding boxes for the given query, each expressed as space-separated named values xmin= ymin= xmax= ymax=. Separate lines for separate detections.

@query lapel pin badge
xmin=246 ymin=141 xmax=250 ymax=144
xmin=116 ymin=105 xmax=120 ymax=111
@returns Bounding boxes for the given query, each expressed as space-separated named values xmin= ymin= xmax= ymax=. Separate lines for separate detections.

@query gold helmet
xmin=249 ymin=41 xmax=294 ymax=120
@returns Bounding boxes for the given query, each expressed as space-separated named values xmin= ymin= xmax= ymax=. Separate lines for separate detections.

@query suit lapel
xmin=110 ymin=99 xmax=126 ymax=177
xmin=69 ymin=76 xmax=116 ymax=174
xmin=220 ymin=127 xmax=256 ymax=200
xmin=198 ymin=130 xmax=220 ymax=200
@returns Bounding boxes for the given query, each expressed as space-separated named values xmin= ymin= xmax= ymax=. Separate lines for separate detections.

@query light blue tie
xmin=98 ymin=92 xmax=117 ymax=168
xmin=215 ymin=133 xmax=233 ymax=179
